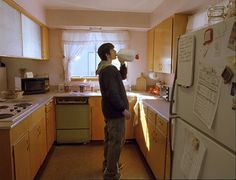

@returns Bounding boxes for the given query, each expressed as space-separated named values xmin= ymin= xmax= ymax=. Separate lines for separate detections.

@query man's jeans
xmin=103 ymin=117 xmax=125 ymax=180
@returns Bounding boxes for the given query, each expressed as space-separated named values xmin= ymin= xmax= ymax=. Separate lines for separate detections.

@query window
xmin=70 ymin=42 xmax=126 ymax=77
xmin=62 ymin=30 xmax=129 ymax=82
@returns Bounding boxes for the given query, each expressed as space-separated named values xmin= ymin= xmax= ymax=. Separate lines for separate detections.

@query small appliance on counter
xmin=24 ymin=72 xmax=34 ymax=78
xmin=0 ymin=66 xmax=7 ymax=91
xmin=160 ymin=85 xmax=172 ymax=102
xmin=15 ymin=76 xmax=49 ymax=95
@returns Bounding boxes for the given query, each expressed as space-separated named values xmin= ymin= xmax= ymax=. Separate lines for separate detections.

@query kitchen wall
xmin=4 ymin=0 xmax=224 ymax=90
xmin=12 ymin=0 xmax=46 ymax=24
xmin=46 ymin=9 xmax=150 ymax=29
xmin=1 ymin=29 xmax=149 ymax=89
xmin=150 ymin=0 xmax=221 ymax=28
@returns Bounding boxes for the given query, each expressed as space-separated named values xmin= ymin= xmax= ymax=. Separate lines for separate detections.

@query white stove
xmin=0 ymin=101 xmax=36 ymax=122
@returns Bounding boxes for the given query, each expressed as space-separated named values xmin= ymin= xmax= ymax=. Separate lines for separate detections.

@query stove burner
xmin=0 ymin=113 xmax=14 ymax=119
xmin=0 ymin=105 xmax=9 ymax=109
xmin=14 ymin=103 xmax=32 ymax=108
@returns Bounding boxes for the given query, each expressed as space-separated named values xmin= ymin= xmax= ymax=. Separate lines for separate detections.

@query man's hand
xmin=118 ymin=56 xmax=125 ymax=65
xmin=122 ymin=109 xmax=131 ymax=120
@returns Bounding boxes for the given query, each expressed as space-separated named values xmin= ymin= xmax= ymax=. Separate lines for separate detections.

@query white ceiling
xmin=40 ymin=0 xmax=165 ymax=13
xmin=39 ymin=0 xmax=217 ymax=13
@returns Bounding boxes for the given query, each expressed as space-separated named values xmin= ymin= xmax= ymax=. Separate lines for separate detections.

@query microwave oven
xmin=15 ymin=77 xmax=49 ymax=95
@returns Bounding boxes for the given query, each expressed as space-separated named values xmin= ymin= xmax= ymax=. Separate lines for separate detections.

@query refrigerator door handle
xmin=169 ymin=36 xmax=180 ymax=117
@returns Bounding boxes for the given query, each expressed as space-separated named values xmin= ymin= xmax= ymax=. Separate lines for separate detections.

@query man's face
xmin=109 ymin=48 xmax=117 ymax=60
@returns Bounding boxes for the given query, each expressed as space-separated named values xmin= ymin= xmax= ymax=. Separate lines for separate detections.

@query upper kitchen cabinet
xmin=0 ymin=0 xmax=49 ymax=60
xmin=153 ymin=17 xmax=173 ymax=73
xmin=147 ymin=29 xmax=155 ymax=71
xmin=0 ymin=0 xmax=22 ymax=57
xmin=21 ymin=14 xmax=42 ymax=59
xmin=41 ymin=26 xmax=49 ymax=60
xmin=147 ymin=14 xmax=188 ymax=73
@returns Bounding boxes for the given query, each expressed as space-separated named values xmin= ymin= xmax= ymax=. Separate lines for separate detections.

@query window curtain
xmin=62 ymin=30 xmax=130 ymax=82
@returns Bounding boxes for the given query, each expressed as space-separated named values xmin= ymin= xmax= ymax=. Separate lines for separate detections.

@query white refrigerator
xmin=171 ymin=17 xmax=236 ymax=179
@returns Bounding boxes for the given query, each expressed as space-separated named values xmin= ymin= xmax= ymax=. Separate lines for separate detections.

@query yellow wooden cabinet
xmin=89 ymin=96 xmax=136 ymax=141
xmin=135 ymin=103 xmax=148 ymax=156
xmin=29 ymin=106 xmax=47 ymax=178
xmin=2 ymin=0 xmax=50 ymax=60
xmin=41 ymin=26 xmax=50 ymax=60
xmin=13 ymin=133 xmax=31 ymax=180
xmin=147 ymin=14 xmax=188 ymax=73
xmin=136 ymin=105 xmax=169 ymax=180
xmin=171 ymin=14 xmax=189 ymax=73
xmin=165 ymin=125 xmax=171 ymax=180
xmin=146 ymin=109 xmax=168 ymax=179
xmin=0 ymin=104 xmax=49 ymax=179
xmin=153 ymin=17 xmax=173 ymax=73
xmin=147 ymin=28 xmax=155 ymax=71
xmin=126 ymin=96 xmax=136 ymax=140
xmin=45 ymin=99 xmax=56 ymax=152
xmin=89 ymin=97 xmax=105 ymax=140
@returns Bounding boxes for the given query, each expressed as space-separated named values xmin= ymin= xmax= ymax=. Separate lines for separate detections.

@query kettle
xmin=117 ymin=49 xmax=137 ymax=62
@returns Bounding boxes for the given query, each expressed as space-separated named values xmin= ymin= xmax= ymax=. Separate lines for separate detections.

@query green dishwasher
xmin=56 ymin=96 xmax=90 ymax=144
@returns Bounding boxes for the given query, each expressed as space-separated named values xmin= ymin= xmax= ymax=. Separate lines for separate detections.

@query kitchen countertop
xmin=0 ymin=90 xmax=169 ymax=128
xmin=142 ymin=98 xmax=170 ymax=121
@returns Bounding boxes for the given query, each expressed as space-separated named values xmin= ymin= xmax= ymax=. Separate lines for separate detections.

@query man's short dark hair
xmin=98 ymin=43 xmax=114 ymax=61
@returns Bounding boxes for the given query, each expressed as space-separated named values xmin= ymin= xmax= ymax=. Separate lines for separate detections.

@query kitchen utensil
xmin=58 ymin=84 xmax=64 ymax=92
xmin=0 ymin=90 xmax=23 ymax=99
xmin=135 ymin=73 xmax=147 ymax=91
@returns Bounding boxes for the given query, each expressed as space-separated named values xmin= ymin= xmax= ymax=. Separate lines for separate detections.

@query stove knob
xmin=17 ymin=110 xmax=21 ymax=113
xmin=10 ymin=109 xmax=14 ymax=112
xmin=23 ymin=107 xmax=26 ymax=109
xmin=14 ymin=107 xmax=18 ymax=109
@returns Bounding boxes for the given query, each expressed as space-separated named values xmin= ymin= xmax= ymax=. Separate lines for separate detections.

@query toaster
xmin=160 ymin=85 xmax=172 ymax=102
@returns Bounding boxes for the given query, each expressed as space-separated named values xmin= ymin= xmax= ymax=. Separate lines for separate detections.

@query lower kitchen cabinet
xmin=45 ymin=99 xmax=56 ymax=152
xmin=89 ymin=97 xmax=105 ymax=140
xmin=165 ymin=125 xmax=171 ymax=180
xmin=89 ymin=96 xmax=137 ymax=141
xmin=146 ymin=119 xmax=167 ymax=179
xmin=0 ymin=104 xmax=49 ymax=179
xmin=126 ymin=96 xmax=136 ymax=140
xmin=135 ymin=103 xmax=148 ymax=156
xmin=29 ymin=106 xmax=47 ymax=178
xmin=13 ymin=133 xmax=31 ymax=180
xmin=136 ymin=104 xmax=169 ymax=179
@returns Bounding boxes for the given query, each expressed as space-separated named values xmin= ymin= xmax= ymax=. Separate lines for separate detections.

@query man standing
xmin=96 ymin=43 xmax=131 ymax=180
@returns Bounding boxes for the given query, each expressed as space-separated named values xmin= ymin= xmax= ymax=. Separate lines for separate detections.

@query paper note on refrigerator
xmin=177 ymin=34 xmax=195 ymax=87
xmin=180 ymin=129 xmax=206 ymax=179
xmin=193 ymin=62 xmax=222 ymax=129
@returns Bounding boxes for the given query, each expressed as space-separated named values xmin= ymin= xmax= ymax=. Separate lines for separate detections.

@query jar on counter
xmin=226 ymin=0 xmax=236 ymax=18
xmin=207 ymin=6 xmax=225 ymax=25
xmin=64 ymin=85 xmax=70 ymax=92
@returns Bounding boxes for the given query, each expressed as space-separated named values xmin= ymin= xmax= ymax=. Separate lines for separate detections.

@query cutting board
xmin=136 ymin=73 xmax=147 ymax=91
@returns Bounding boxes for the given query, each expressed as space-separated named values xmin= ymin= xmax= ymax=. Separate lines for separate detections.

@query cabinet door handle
xmin=26 ymin=139 xmax=30 ymax=151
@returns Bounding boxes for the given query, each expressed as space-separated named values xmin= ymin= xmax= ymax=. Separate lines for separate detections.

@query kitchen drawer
xmin=11 ymin=116 xmax=31 ymax=144
xmin=29 ymin=106 xmax=45 ymax=128
xmin=45 ymin=99 xmax=54 ymax=113
xmin=143 ymin=105 xmax=148 ymax=115
xmin=156 ymin=114 xmax=167 ymax=137
xmin=147 ymin=108 xmax=156 ymax=125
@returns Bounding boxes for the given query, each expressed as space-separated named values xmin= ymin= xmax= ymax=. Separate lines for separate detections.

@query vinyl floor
xmin=36 ymin=142 xmax=154 ymax=180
